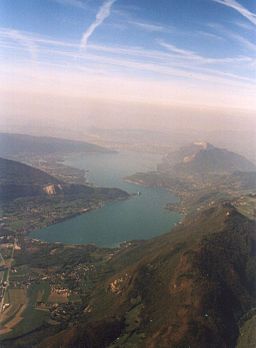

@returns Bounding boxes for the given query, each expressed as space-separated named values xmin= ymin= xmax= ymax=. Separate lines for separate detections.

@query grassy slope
xmin=237 ymin=314 xmax=256 ymax=348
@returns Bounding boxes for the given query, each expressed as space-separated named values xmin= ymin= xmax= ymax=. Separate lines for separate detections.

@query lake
xmin=30 ymin=151 xmax=180 ymax=247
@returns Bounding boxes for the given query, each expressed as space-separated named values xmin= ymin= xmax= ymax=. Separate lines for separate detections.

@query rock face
xmin=43 ymin=184 xmax=63 ymax=196
xmin=159 ymin=142 xmax=256 ymax=176
xmin=109 ymin=274 xmax=130 ymax=295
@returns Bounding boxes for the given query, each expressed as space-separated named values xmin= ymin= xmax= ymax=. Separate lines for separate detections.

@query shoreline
xmin=27 ymin=195 xmax=129 ymax=239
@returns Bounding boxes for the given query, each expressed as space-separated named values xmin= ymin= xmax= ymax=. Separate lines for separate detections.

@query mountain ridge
xmin=0 ymin=132 xmax=113 ymax=157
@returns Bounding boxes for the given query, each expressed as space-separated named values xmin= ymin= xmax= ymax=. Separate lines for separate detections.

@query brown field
xmin=48 ymin=291 xmax=68 ymax=303
xmin=0 ymin=287 xmax=28 ymax=334
xmin=0 ymin=303 xmax=27 ymax=334
xmin=36 ymin=289 xmax=44 ymax=302
xmin=8 ymin=288 xmax=27 ymax=304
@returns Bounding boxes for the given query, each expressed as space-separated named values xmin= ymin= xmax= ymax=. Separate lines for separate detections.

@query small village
xmin=0 ymin=236 xmax=115 ymax=336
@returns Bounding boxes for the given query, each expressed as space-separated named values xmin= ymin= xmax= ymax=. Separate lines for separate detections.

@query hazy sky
xmin=0 ymin=0 xmax=255 ymax=132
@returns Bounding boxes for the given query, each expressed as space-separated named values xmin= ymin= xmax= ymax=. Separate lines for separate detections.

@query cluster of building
xmin=49 ymin=303 xmax=84 ymax=323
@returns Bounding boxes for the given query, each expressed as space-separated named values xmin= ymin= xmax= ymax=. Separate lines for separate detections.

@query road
xmin=0 ymin=239 xmax=16 ymax=318
xmin=0 ymin=250 xmax=5 ymax=284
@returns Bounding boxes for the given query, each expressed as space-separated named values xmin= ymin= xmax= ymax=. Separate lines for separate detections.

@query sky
xmin=0 ymin=0 xmax=255 ymax=133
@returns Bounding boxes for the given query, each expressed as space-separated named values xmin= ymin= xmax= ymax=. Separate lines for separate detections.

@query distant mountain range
xmin=0 ymin=133 xmax=112 ymax=157
xmin=159 ymin=142 xmax=256 ymax=176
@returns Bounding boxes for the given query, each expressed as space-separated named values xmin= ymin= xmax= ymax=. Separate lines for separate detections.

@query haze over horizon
xmin=0 ymin=0 xmax=255 ymax=136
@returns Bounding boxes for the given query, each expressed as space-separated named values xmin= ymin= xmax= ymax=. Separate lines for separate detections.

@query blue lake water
xmin=30 ymin=151 xmax=180 ymax=247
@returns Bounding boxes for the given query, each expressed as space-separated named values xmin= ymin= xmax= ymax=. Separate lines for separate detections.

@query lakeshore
xmin=30 ymin=151 xmax=180 ymax=247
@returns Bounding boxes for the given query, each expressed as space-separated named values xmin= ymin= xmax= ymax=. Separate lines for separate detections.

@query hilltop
xmin=0 ymin=157 xmax=61 ymax=187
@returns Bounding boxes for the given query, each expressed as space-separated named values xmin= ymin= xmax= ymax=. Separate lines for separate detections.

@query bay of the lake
xmin=30 ymin=151 xmax=180 ymax=247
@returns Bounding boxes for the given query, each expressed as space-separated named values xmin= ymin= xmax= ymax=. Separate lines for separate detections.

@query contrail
xmin=80 ymin=0 xmax=117 ymax=50
xmin=213 ymin=0 xmax=256 ymax=26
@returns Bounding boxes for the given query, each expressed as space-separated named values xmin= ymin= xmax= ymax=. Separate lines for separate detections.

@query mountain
xmin=31 ymin=203 xmax=255 ymax=348
xmin=0 ymin=157 xmax=60 ymax=200
xmin=0 ymin=133 xmax=112 ymax=157
xmin=126 ymin=143 xmax=256 ymax=217
xmin=0 ymin=157 xmax=61 ymax=186
xmin=159 ymin=142 xmax=256 ymax=176
xmin=0 ymin=157 xmax=127 ymax=201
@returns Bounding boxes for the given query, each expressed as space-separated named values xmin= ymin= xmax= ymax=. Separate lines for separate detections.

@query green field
xmin=0 ymin=282 xmax=50 ymax=340
xmin=234 ymin=195 xmax=256 ymax=220
xmin=237 ymin=314 xmax=256 ymax=348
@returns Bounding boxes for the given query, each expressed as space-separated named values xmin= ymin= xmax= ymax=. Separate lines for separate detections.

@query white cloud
xmin=158 ymin=40 xmax=252 ymax=65
xmin=228 ymin=33 xmax=256 ymax=52
xmin=1 ymin=27 xmax=254 ymax=87
xmin=1 ymin=62 xmax=255 ymax=114
xmin=80 ymin=0 xmax=117 ymax=49
xmin=233 ymin=20 xmax=255 ymax=31
xmin=207 ymin=24 xmax=256 ymax=54
xmin=0 ymin=26 xmax=255 ymax=113
xmin=0 ymin=27 xmax=79 ymax=49
xmin=128 ymin=20 xmax=169 ymax=33
xmin=196 ymin=30 xmax=224 ymax=41
xmin=53 ymin=0 xmax=87 ymax=9
xmin=158 ymin=41 xmax=200 ymax=59
xmin=213 ymin=0 xmax=256 ymax=26
xmin=3 ymin=29 xmax=38 ymax=61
